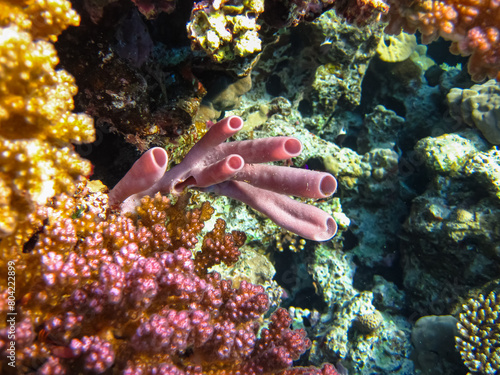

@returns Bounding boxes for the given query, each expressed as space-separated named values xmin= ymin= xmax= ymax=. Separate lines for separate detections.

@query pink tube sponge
xmin=208 ymin=181 xmax=337 ymax=242
xmin=110 ymin=116 xmax=338 ymax=241
xmin=108 ymin=147 xmax=168 ymax=205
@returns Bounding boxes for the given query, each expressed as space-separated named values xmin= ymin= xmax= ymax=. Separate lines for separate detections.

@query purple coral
xmin=109 ymin=116 xmax=338 ymax=241
xmin=131 ymin=310 xmax=192 ymax=354
xmin=71 ymin=335 xmax=115 ymax=373
xmin=0 ymin=190 xmax=339 ymax=373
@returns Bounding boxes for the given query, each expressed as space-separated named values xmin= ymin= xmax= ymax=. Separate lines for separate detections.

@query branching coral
xmin=0 ymin=184 xmax=336 ymax=374
xmin=383 ymin=0 xmax=500 ymax=81
xmin=0 ymin=0 xmax=95 ymax=238
xmin=456 ymin=291 xmax=500 ymax=374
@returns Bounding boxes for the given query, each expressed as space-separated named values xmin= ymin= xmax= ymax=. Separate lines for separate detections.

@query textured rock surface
xmin=447 ymin=80 xmax=500 ymax=144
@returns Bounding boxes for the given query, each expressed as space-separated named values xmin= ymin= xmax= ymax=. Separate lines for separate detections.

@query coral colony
xmin=1 ymin=0 xmax=500 ymax=374
xmin=0 ymin=190 xmax=339 ymax=374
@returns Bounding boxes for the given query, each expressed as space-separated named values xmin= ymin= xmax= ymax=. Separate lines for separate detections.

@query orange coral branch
xmin=384 ymin=0 xmax=500 ymax=81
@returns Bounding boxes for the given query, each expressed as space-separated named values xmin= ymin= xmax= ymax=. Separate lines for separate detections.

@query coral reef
xmin=262 ymin=0 xmax=387 ymax=28
xmin=54 ymin=1 xmax=207 ymax=154
xmin=301 ymin=10 xmax=385 ymax=134
xmin=402 ymin=131 xmax=500 ymax=315
xmin=306 ymin=244 xmax=414 ymax=373
xmin=464 ymin=148 xmax=500 ymax=202
xmin=227 ymin=98 xmax=398 ymax=266
xmin=110 ymin=116 xmax=338 ymax=241
xmin=0 ymin=185 xmax=335 ymax=374
xmin=0 ymin=0 xmax=95 ymax=238
xmin=383 ymin=0 xmax=500 ymax=81
xmin=356 ymin=105 xmax=404 ymax=151
xmin=334 ymin=0 xmax=389 ymax=25
xmin=320 ymin=107 xmax=404 ymax=267
xmin=4 ymin=0 xmax=500 ymax=373
xmin=456 ymin=291 xmax=500 ymax=374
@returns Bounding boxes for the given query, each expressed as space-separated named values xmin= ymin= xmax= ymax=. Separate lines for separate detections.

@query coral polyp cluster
xmin=0 ymin=0 xmax=95 ymax=237
xmin=0 ymin=0 xmax=80 ymax=42
xmin=384 ymin=0 xmax=500 ymax=81
xmin=0 ymin=186 xmax=335 ymax=373
xmin=456 ymin=291 xmax=500 ymax=374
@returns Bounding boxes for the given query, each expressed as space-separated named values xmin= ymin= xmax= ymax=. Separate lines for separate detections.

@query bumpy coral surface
xmin=0 ymin=185 xmax=334 ymax=374
xmin=456 ymin=291 xmax=500 ymax=374
xmin=306 ymin=243 xmax=413 ymax=373
xmin=0 ymin=0 xmax=95 ymax=238
xmin=447 ymin=80 xmax=500 ymax=144
xmin=376 ymin=32 xmax=417 ymax=62
xmin=384 ymin=0 xmax=500 ymax=81
xmin=0 ymin=0 xmax=80 ymax=42
xmin=400 ymin=130 xmax=500 ymax=322
xmin=187 ymin=0 xmax=265 ymax=62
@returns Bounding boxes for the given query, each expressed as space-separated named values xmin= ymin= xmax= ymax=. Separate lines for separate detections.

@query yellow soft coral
xmin=0 ymin=0 xmax=80 ymax=41
xmin=0 ymin=0 xmax=95 ymax=238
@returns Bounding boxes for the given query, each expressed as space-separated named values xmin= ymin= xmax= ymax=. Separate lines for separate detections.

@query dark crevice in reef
xmin=273 ymin=248 xmax=327 ymax=312
xmin=352 ymin=247 xmax=404 ymax=293
xmin=74 ymin=123 xmax=140 ymax=188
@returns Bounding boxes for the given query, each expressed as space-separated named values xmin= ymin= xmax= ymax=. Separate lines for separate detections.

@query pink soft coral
xmin=384 ymin=0 xmax=500 ymax=81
